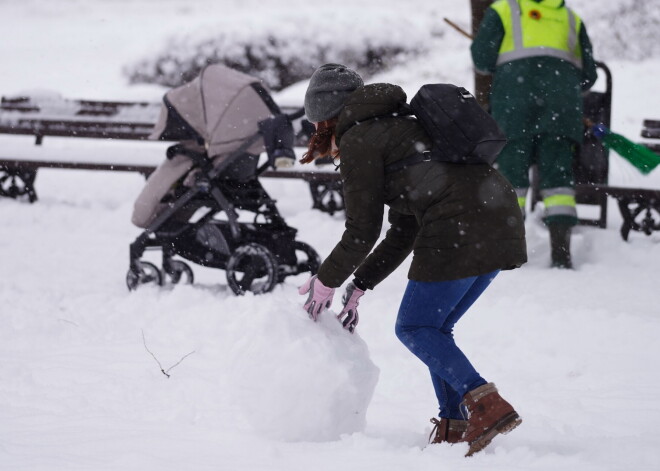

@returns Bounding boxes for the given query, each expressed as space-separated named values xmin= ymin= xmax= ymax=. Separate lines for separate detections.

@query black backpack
xmin=385 ymin=84 xmax=507 ymax=173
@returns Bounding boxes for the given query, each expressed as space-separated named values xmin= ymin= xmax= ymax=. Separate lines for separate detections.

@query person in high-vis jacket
xmin=471 ymin=0 xmax=598 ymax=268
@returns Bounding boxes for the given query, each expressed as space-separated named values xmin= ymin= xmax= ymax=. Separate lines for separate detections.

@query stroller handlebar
xmin=285 ymin=107 xmax=306 ymax=121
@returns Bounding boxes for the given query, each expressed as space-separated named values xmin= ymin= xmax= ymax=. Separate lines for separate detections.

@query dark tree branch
xmin=142 ymin=329 xmax=195 ymax=379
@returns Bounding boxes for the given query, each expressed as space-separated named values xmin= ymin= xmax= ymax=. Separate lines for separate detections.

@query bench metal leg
xmin=615 ymin=196 xmax=660 ymax=241
xmin=308 ymin=181 xmax=344 ymax=215
xmin=0 ymin=167 xmax=38 ymax=202
xmin=577 ymin=190 xmax=608 ymax=229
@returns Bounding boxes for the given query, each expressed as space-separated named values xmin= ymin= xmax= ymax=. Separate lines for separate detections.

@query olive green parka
xmin=316 ymin=83 xmax=527 ymax=289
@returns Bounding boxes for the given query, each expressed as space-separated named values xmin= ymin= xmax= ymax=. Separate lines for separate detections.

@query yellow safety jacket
xmin=491 ymin=0 xmax=583 ymax=69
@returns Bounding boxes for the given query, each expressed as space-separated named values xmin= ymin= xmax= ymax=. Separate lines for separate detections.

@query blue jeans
xmin=394 ymin=271 xmax=499 ymax=420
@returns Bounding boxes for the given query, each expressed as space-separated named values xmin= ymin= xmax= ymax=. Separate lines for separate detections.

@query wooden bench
xmin=567 ymin=117 xmax=660 ymax=241
xmin=576 ymin=184 xmax=660 ymax=241
xmin=0 ymin=94 xmax=343 ymax=213
xmin=607 ymin=118 xmax=660 ymax=240
xmin=0 ymin=146 xmax=343 ymax=212
xmin=569 ymin=115 xmax=660 ymax=241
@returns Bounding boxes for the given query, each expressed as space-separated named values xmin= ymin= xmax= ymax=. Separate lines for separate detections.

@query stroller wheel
xmin=294 ymin=241 xmax=321 ymax=275
xmin=126 ymin=261 xmax=163 ymax=291
xmin=166 ymin=260 xmax=194 ymax=285
xmin=226 ymin=243 xmax=278 ymax=295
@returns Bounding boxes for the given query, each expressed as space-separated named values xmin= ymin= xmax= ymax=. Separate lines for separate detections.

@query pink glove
xmin=337 ymin=282 xmax=365 ymax=334
xmin=299 ymin=275 xmax=335 ymax=321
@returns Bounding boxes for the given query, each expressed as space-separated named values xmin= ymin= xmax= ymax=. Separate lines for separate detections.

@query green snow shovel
xmin=588 ymin=120 xmax=660 ymax=175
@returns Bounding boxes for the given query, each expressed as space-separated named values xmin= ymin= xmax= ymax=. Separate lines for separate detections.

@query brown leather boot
xmin=463 ymin=383 xmax=522 ymax=457
xmin=428 ymin=418 xmax=468 ymax=444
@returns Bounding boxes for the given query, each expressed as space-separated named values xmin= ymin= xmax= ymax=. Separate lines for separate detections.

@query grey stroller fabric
xmin=131 ymin=143 xmax=198 ymax=228
xmin=132 ymin=64 xmax=275 ymax=228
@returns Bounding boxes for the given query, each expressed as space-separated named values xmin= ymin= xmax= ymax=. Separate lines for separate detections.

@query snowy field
xmin=1 ymin=1 xmax=659 ymax=470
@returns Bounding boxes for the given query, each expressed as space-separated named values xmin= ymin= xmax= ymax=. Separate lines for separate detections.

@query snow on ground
xmin=1 ymin=1 xmax=659 ymax=470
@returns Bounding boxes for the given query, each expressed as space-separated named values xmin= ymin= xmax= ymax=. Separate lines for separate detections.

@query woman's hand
xmin=336 ymin=282 xmax=365 ymax=334
xmin=298 ymin=275 xmax=335 ymax=321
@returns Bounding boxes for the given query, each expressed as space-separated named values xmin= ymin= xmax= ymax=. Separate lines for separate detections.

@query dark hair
xmin=300 ymin=118 xmax=339 ymax=164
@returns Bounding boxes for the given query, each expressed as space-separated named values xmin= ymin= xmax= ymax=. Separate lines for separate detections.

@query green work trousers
xmin=496 ymin=134 xmax=578 ymax=226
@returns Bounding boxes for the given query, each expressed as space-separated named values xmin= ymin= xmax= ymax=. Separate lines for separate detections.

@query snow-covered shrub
xmin=123 ymin=9 xmax=431 ymax=90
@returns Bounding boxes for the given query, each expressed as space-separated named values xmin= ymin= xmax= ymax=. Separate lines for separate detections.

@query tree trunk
xmin=471 ymin=0 xmax=494 ymax=109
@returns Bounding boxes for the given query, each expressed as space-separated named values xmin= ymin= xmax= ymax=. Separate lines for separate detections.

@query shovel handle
xmin=444 ymin=18 xmax=474 ymax=40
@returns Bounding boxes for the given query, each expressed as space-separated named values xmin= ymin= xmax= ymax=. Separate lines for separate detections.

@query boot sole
xmin=465 ymin=412 xmax=522 ymax=457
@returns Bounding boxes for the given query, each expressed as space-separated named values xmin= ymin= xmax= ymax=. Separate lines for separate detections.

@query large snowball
xmin=228 ymin=295 xmax=380 ymax=442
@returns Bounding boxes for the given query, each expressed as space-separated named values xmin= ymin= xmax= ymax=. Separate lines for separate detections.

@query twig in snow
xmin=57 ymin=318 xmax=79 ymax=327
xmin=165 ymin=350 xmax=196 ymax=375
xmin=141 ymin=329 xmax=195 ymax=378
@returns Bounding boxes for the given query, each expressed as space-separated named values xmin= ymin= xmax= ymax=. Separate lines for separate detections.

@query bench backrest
xmin=0 ymin=94 xmax=311 ymax=147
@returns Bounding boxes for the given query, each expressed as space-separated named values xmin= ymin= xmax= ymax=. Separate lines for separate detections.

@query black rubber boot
xmin=549 ymin=223 xmax=573 ymax=269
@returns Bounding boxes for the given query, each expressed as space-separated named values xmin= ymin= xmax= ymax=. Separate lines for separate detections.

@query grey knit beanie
xmin=304 ymin=63 xmax=363 ymax=122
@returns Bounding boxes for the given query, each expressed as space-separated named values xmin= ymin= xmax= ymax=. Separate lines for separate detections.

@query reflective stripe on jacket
xmin=541 ymin=187 xmax=577 ymax=219
xmin=492 ymin=0 xmax=583 ymax=69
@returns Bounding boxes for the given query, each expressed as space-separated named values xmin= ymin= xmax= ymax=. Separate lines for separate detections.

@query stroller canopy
xmin=149 ymin=64 xmax=278 ymax=157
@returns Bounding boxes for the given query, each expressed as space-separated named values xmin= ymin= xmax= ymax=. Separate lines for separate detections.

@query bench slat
xmin=1 ymin=159 xmax=155 ymax=175
xmin=0 ymin=123 xmax=154 ymax=140
xmin=642 ymin=119 xmax=660 ymax=129
xmin=0 ymin=157 xmax=340 ymax=181
xmin=576 ymin=184 xmax=660 ymax=200
xmin=642 ymin=143 xmax=660 ymax=153
xmin=641 ymin=128 xmax=660 ymax=139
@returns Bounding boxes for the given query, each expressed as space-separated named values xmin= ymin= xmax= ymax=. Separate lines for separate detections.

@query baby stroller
xmin=127 ymin=64 xmax=320 ymax=295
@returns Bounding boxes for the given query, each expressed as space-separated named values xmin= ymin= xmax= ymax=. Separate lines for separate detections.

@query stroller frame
xmin=127 ymin=115 xmax=321 ymax=295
